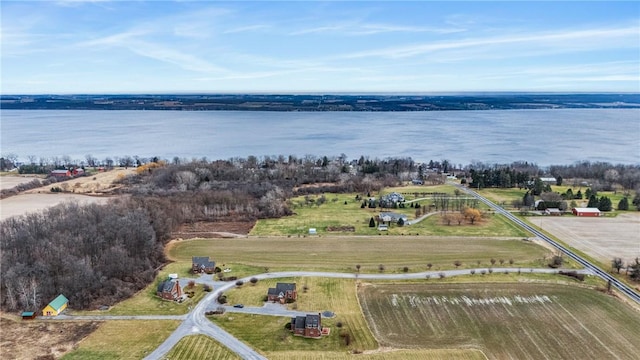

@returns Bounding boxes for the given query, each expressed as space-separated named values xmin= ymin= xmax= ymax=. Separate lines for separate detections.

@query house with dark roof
xmin=192 ymin=256 xmax=216 ymax=274
xmin=42 ymin=294 xmax=68 ymax=316
xmin=267 ymin=283 xmax=297 ymax=303
xmin=291 ymin=313 xmax=323 ymax=338
xmin=379 ymin=212 xmax=408 ymax=224
xmin=156 ymin=279 xmax=182 ymax=301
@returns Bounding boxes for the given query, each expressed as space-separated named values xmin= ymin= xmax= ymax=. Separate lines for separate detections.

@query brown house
xmin=267 ymin=283 xmax=297 ymax=303
xmin=291 ymin=313 xmax=322 ymax=338
xmin=192 ymin=256 xmax=216 ymax=274
xmin=156 ymin=279 xmax=182 ymax=301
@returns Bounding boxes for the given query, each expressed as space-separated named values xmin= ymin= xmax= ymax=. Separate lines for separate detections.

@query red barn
xmin=572 ymin=207 xmax=601 ymax=217
xmin=50 ymin=169 xmax=71 ymax=178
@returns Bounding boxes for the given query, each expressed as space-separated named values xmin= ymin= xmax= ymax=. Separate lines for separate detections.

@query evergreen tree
xmin=369 ymin=217 xmax=376 ymax=228
xmin=633 ymin=194 xmax=640 ymax=211
xmin=556 ymin=176 xmax=563 ymax=186
xmin=523 ymin=192 xmax=534 ymax=207
xmin=630 ymin=258 xmax=640 ymax=281
xmin=598 ymin=196 xmax=612 ymax=211
xmin=397 ymin=218 xmax=405 ymax=227
xmin=564 ymin=188 xmax=574 ymax=200
xmin=575 ymin=189 xmax=583 ymax=199
xmin=587 ymin=195 xmax=599 ymax=208
xmin=618 ymin=197 xmax=629 ymax=211
xmin=585 ymin=188 xmax=592 ymax=199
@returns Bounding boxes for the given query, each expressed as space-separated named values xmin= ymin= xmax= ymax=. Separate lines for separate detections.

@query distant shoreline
xmin=2 ymin=93 xmax=639 ymax=111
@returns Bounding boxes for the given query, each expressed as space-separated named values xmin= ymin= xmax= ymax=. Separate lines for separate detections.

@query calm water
xmin=1 ymin=109 xmax=638 ymax=166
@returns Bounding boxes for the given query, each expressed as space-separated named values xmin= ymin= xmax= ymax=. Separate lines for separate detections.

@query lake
xmin=1 ymin=109 xmax=638 ymax=166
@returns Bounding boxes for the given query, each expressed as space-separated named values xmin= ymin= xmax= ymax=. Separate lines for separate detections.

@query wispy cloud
xmin=340 ymin=24 xmax=639 ymax=60
xmin=223 ymin=24 xmax=272 ymax=34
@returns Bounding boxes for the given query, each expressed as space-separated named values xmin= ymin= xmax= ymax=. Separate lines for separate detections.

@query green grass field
xmin=168 ymin=236 xmax=551 ymax=273
xmin=212 ymin=277 xmax=378 ymax=354
xmin=251 ymin=184 xmax=528 ymax=236
xmin=62 ymin=320 xmax=180 ymax=360
xmin=359 ymin=282 xmax=640 ymax=360
xmin=164 ymin=335 xmax=241 ymax=360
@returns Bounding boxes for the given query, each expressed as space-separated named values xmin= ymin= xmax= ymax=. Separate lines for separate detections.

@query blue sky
xmin=1 ymin=1 xmax=639 ymax=94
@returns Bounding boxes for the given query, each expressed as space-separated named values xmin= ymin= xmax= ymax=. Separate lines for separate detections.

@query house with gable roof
xmin=192 ymin=256 xmax=216 ymax=274
xmin=42 ymin=294 xmax=68 ymax=316
xmin=267 ymin=283 xmax=297 ymax=303
xmin=156 ymin=278 xmax=182 ymax=301
xmin=291 ymin=313 xmax=323 ymax=338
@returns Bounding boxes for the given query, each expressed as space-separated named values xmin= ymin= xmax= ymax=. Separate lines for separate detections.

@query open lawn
xmin=71 ymin=275 xmax=207 ymax=316
xmin=359 ymin=282 xmax=640 ymax=360
xmin=165 ymin=335 xmax=241 ymax=360
xmin=168 ymin=236 xmax=552 ymax=273
xmin=62 ymin=320 xmax=180 ymax=360
xmin=214 ymin=277 xmax=378 ymax=353
xmin=252 ymin=191 xmax=529 ymax=237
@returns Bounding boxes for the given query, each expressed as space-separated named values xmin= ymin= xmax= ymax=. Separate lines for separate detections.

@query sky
xmin=1 ymin=0 xmax=639 ymax=94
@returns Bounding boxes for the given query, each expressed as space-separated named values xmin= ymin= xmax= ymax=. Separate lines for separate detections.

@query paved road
xmin=450 ymin=181 xmax=640 ymax=304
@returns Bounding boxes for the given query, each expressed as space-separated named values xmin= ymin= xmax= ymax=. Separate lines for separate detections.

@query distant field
xmin=168 ymin=236 xmax=551 ymax=273
xmin=359 ymin=283 xmax=640 ymax=360
xmin=62 ymin=320 xmax=180 ymax=359
xmin=165 ymin=335 xmax=240 ymax=360
xmin=536 ymin=212 xmax=640 ymax=264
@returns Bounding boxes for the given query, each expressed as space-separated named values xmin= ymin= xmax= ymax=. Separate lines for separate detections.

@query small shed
xmin=572 ymin=207 xmax=601 ymax=217
xmin=42 ymin=294 xmax=68 ymax=316
xmin=21 ymin=311 xmax=36 ymax=320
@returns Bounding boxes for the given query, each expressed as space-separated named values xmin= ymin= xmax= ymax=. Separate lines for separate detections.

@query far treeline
xmin=2 ymin=93 xmax=639 ymax=111
xmin=1 ymin=155 xmax=640 ymax=313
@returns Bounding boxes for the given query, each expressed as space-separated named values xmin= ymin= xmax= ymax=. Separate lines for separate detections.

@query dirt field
xmin=0 ymin=175 xmax=42 ymax=190
xmin=0 ymin=193 xmax=112 ymax=221
xmin=0 ymin=315 xmax=100 ymax=360
xmin=536 ymin=213 xmax=640 ymax=264
xmin=0 ymin=168 xmax=134 ymax=222
xmin=359 ymin=283 xmax=640 ymax=360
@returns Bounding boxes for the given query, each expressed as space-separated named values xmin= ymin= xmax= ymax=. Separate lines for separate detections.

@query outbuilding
xmin=42 ymin=294 xmax=68 ymax=316
xmin=21 ymin=311 xmax=36 ymax=320
xmin=572 ymin=207 xmax=601 ymax=217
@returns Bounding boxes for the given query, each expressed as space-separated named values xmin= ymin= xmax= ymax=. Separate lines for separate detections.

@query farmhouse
xmin=50 ymin=169 xmax=71 ymax=178
xmin=379 ymin=212 xmax=408 ymax=224
xmin=291 ymin=313 xmax=323 ymax=338
xmin=572 ymin=207 xmax=602 ymax=217
xmin=156 ymin=278 xmax=182 ymax=301
xmin=544 ymin=208 xmax=562 ymax=216
xmin=540 ymin=177 xmax=557 ymax=184
xmin=42 ymin=294 xmax=68 ymax=316
xmin=192 ymin=256 xmax=216 ymax=274
xmin=267 ymin=283 xmax=297 ymax=303
xmin=379 ymin=192 xmax=405 ymax=207
xmin=72 ymin=168 xmax=84 ymax=176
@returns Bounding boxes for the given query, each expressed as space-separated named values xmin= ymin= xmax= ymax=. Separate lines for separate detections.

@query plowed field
xmin=359 ymin=283 xmax=640 ymax=360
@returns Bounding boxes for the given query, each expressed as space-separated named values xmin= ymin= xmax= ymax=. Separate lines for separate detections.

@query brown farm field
xmin=359 ymin=282 xmax=640 ymax=360
xmin=534 ymin=212 xmax=640 ymax=264
xmin=0 ymin=168 xmax=133 ymax=221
